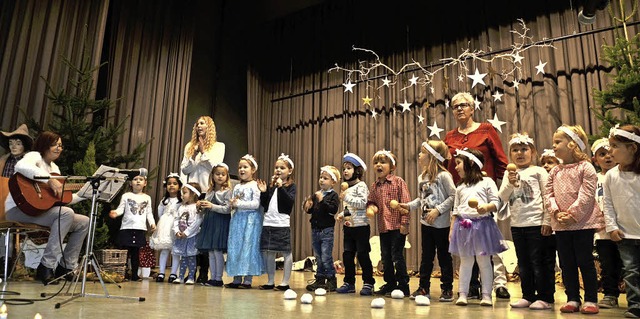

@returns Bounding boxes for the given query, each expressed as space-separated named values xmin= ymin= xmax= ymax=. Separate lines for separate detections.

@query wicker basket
xmin=96 ymin=249 xmax=128 ymax=265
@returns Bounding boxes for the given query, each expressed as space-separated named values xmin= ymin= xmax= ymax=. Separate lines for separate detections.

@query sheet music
xmin=76 ymin=165 xmax=128 ymax=203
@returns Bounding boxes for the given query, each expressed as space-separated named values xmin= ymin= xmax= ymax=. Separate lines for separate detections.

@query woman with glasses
xmin=4 ymin=131 xmax=89 ymax=285
xmin=443 ymin=92 xmax=510 ymax=300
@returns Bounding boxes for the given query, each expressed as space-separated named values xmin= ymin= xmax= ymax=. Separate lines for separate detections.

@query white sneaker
xmin=480 ymin=294 xmax=493 ymax=306
xmin=456 ymin=295 xmax=468 ymax=306
xmin=510 ymin=299 xmax=532 ymax=308
xmin=529 ymin=300 xmax=552 ymax=310
xmin=172 ymin=278 xmax=182 ymax=284
xmin=185 ymin=279 xmax=195 ymax=285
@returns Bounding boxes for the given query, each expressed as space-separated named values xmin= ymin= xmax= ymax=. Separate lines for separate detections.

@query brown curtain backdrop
xmin=247 ymin=3 xmax=639 ymax=268
xmin=0 ymin=0 xmax=109 ymax=129
xmin=104 ymin=0 xmax=195 ymax=204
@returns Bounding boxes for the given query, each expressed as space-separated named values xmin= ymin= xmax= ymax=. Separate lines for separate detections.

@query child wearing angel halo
xmin=498 ymin=133 xmax=555 ymax=310
xmin=395 ymin=141 xmax=456 ymax=301
xmin=109 ymin=175 xmax=156 ymax=282
xmin=149 ymin=173 xmax=182 ymax=283
xmin=335 ymin=153 xmax=375 ymax=296
xmin=171 ymin=182 xmax=204 ymax=284
xmin=449 ymin=148 xmax=506 ymax=307
xmin=544 ymin=124 xmax=604 ymax=314
xmin=603 ymin=124 xmax=640 ymax=318
xmin=303 ymin=165 xmax=341 ymax=291
xmin=225 ymin=154 xmax=263 ymax=289
xmin=196 ymin=163 xmax=232 ymax=287
xmin=540 ymin=149 xmax=562 ymax=173
xmin=366 ymin=149 xmax=412 ymax=297
xmin=257 ymin=153 xmax=296 ymax=291
xmin=591 ymin=138 xmax=623 ymax=309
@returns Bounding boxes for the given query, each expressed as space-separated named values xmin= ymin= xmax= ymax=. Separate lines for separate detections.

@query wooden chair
xmin=0 ymin=176 xmax=50 ymax=281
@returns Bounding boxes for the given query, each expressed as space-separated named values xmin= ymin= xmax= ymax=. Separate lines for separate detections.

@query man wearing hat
xmin=1 ymin=124 xmax=33 ymax=178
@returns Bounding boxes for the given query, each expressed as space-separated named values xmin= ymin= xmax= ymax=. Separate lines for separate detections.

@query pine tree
xmin=591 ymin=0 xmax=640 ymax=140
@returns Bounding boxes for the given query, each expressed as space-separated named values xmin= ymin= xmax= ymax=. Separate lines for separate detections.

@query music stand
xmin=50 ymin=166 xmax=145 ymax=308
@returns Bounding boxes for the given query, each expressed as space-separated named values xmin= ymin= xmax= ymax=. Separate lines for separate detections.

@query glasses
xmin=452 ymin=103 xmax=471 ymax=110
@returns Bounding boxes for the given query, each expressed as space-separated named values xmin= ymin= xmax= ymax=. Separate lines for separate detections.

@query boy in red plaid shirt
xmin=367 ymin=150 xmax=411 ymax=297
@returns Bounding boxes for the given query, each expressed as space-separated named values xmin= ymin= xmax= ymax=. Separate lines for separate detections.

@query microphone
xmin=107 ymin=168 xmax=148 ymax=179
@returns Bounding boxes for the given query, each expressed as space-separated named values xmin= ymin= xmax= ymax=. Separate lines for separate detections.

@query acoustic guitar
xmin=8 ymin=173 xmax=85 ymax=216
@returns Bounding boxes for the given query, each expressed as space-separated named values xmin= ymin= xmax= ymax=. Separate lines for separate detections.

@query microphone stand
xmin=49 ymin=174 xmax=145 ymax=308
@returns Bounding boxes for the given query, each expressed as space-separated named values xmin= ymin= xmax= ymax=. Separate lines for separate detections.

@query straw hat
xmin=0 ymin=124 xmax=33 ymax=151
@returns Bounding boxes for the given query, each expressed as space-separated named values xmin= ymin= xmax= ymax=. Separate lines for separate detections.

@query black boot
xmin=326 ymin=276 xmax=337 ymax=292
xmin=36 ymin=263 xmax=57 ymax=285
xmin=306 ymin=276 xmax=326 ymax=291
xmin=55 ymin=264 xmax=75 ymax=281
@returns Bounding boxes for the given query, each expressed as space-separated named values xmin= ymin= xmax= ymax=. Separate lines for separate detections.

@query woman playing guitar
xmin=4 ymin=131 xmax=89 ymax=285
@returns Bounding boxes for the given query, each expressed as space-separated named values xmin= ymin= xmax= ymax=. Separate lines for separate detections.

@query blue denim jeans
xmin=618 ymin=239 xmax=640 ymax=310
xmin=312 ymin=227 xmax=336 ymax=278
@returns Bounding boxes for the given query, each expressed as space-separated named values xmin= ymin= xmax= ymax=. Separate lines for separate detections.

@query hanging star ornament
xmin=417 ymin=113 xmax=425 ymax=124
xmin=362 ymin=96 xmax=373 ymax=106
xmin=343 ymin=80 xmax=356 ymax=93
xmin=492 ymin=91 xmax=503 ymax=101
xmin=409 ymin=74 xmax=419 ymax=86
xmin=400 ymin=99 xmax=412 ymax=112
xmin=427 ymin=121 xmax=444 ymax=139
xmin=371 ymin=109 xmax=378 ymax=119
xmin=535 ymin=60 xmax=547 ymax=75
xmin=457 ymin=74 xmax=465 ymax=82
xmin=445 ymin=99 xmax=450 ymax=109
xmin=473 ymin=96 xmax=481 ymax=110
xmin=467 ymin=68 xmax=487 ymax=88
xmin=513 ymin=80 xmax=520 ymax=90
xmin=488 ymin=113 xmax=507 ymax=133
xmin=513 ymin=52 xmax=524 ymax=64
xmin=381 ymin=77 xmax=391 ymax=87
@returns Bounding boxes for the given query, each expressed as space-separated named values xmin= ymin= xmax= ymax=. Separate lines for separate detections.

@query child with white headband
xmin=303 ymin=165 xmax=341 ymax=291
xmin=399 ymin=140 xmax=455 ymax=302
xmin=449 ymin=148 xmax=506 ymax=307
xmin=539 ymin=149 xmax=562 ymax=173
xmin=498 ymin=133 xmax=555 ymax=310
xmin=257 ymin=154 xmax=297 ymax=291
xmin=590 ymin=137 xmax=623 ymax=309
xmin=197 ymin=163 xmax=233 ymax=287
xmin=150 ymin=173 xmax=182 ymax=283
xmin=603 ymin=124 xmax=640 ymax=318
xmin=171 ymin=182 xmax=204 ymax=284
xmin=544 ymin=124 xmax=603 ymax=314
xmin=367 ymin=149 xmax=412 ymax=297
xmin=109 ymin=174 xmax=157 ymax=282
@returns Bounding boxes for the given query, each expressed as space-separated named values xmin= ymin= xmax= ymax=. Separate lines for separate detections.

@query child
xmin=400 ymin=141 xmax=455 ymax=301
xmin=603 ymin=124 xmax=640 ymax=318
xmin=197 ymin=163 xmax=232 ymax=287
xmin=449 ymin=148 xmax=506 ymax=307
xmin=540 ymin=149 xmax=561 ymax=173
xmin=257 ymin=154 xmax=296 ymax=291
xmin=225 ymin=154 xmax=263 ymax=288
xmin=498 ymin=133 xmax=555 ymax=310
xmin=367 ymin=150 xmax=411 ymax=297
xmin=591 ymin=138 xmax=623 ymax=309
xmin=171 ymin=182 xmax=204 ymax=284
xmin=303 ymin=165 xmax=341 ymax=291
xmin=109 ymin=175 xmax=156 ymax=282
xmin=544 ymin=124 xmax=603 ymax=314
xmin=335 ymin=153 xmax=375 ymax=296
xmin=149 ymin=173 xmax=182 ymax=283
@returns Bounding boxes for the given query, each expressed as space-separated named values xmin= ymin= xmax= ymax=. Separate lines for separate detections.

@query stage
xmin=0 ymin=270 xmax=631 ymax=318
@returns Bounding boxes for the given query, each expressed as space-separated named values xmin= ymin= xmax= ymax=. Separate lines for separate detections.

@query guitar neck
xmin=63 ymin=183 xmax=86 ymax=192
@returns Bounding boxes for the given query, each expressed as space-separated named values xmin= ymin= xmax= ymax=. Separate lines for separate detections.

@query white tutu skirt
xmin=149 ymin=213 xmax=174 ymax=250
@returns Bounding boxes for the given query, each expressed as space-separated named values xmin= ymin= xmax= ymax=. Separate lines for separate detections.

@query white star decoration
xmin=371 ymin=109 xmax=378 ymax=119
xmin=535 ymin=60 xmax=547 ymax=75
xmin=343 ymin=80 xmax=356 ymax=93
xmin=488 ymin=113 xmax=507 ymax=133
xmin=473 ymin=96 xmax=481 ymax=110
xmin=492 ymin=91 xmax=503 ymax=101
xmin=457 ymin=74 xmax=465 ymax=82
xmin=417 ymin=113 xmax=425 ymax=124
xmin=513 ymin=81 xmax=520 ymax=90
xmin=427 ymin=121 xmax=444 ymax=139
xmin=381 ymin=77 xmax=391 ymax=87
xmin=513 ymin=52 xmax=524 ymax=64
xmin=445 ymin=99 xmax=450 ymax=109
xmin=467 ymin=68 xmax=487 ymax=88
xmin=409 ymin=74 xmax=419 ymax=86
xmin=400 ymin=100 xmax=412 ymax=112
